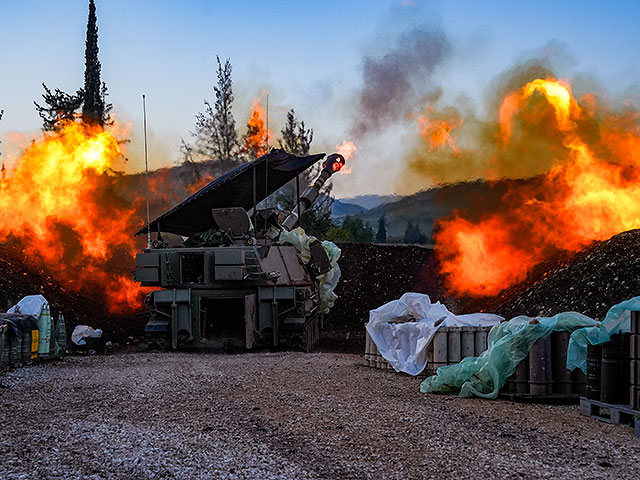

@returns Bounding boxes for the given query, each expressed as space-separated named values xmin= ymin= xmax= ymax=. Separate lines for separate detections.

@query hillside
xmin=494 ymin=229 xmax=640 ymax=320
xmin=345 ymin=178 xmax=534 ymax=239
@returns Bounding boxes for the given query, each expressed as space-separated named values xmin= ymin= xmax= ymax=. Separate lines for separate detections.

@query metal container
xmin=9 ymin=330 xmax=22 ymax=368
xmin=447 ymin=328 xmax=461 ymax=364
xmin=364 ymin=324 xmax=371 ymax=366
xmin=515 ymin=355 xmax=530 ymax=394
xmin=631 ymin=334 xmax=640 ymax=361
xmin=586 ymin=343 xmax=602 ymax=400
xmin=631 ymin=311 xmax=640 ymax=335
xmin=55 ymin=314 xmax=67 ymax=353
xmin=432 ymin=328 xmax=448 ymax=373
xmin=461 ymin=327 xmax=475 ymax=359
xmin=550 ymin=331 xmax=572 ymax=394
xmin=20 ymin=331 xmax=32 ymax=365
xmin=600 ymin=333 xmax=629 ymax=404
xmin=474 ymin=328 xmax=489 ymax=356
xmin=571 ymin=368 xmax=586 ymax=396
xmin=0 ymin=325 xmax=9 ymax=370
xmin=528 ymin=336 xmax=552 ymax=395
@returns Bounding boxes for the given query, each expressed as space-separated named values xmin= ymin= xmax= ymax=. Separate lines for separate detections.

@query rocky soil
xmin=0 ymin=241 xmax=139 ymax=337
xmin=495 ymin=229 xmax=640 ymax=321
xmin=2 ymin=352 xmax=640 ymax=479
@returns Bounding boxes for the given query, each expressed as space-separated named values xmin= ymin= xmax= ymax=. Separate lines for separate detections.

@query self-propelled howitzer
xmin=133 ymin=150 xmax=345 ymax=350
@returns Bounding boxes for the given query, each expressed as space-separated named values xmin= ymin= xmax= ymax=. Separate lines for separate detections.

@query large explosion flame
xmin=410 ymin=77 xmax=640 ymax=297
xmin=0 ymin=121 xmax=142 ymax=311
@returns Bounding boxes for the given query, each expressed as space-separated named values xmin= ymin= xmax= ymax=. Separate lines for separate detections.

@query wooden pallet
xmin=579 ymin=397 xmax=640 ymax=436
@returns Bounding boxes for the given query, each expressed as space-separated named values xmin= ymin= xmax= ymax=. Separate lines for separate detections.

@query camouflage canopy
xmin=136 ymin=149 xmax=324 ymax=237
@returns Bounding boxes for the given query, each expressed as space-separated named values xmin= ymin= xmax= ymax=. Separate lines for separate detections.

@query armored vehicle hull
xmin=134 ymin=150 xmax=345 ymax=351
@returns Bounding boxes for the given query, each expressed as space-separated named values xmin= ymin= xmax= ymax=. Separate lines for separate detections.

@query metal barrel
xmin=432 ymin=328 xmax=448 ymax=373
xmin=56 ymin=314 xmax=67 ymax=353
xmin=528 ymin=336 xmax=552 ymax=395
xmin=600 ymin=333 xmax=629 ymax=404
xmin=571 ymin=368 xmax=587 ymax=396
xmin=447 ymin=327 xmax=461 ymax=364
xmin=515 ymin=354 xmax=529 ymax=394
xmin=0 ymin=326 xmax=9 ymax=370
xmin=631 ymin=318 xmax=640 ymax=408
xmin=632 ymin=311 xmax=640 ymax=335
xmin=364 ymin=324 xmax=371 ymax=366
xmin=474 ymin=328 xmax=489 ymax=356
xmin=550 ymin=331 xmax=572 ymax=394
xmin=9 ymin=330 xmax=22 ymax=368
xmin=461 ymin=327 xmax=475 ymax=359
xmin=586 ymin=343 xmax=602 ymax=400
xmin=20 ymin=331 xmax=32 ymax=365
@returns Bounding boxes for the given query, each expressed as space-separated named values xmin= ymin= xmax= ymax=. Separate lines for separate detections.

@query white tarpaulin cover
xmin=72 ymin=325 xmax=103 ymax=346
xmin=8 ymin=294 xmax=48 ymax=317
xmin=366 ymin=292 xmax=503 ymax=375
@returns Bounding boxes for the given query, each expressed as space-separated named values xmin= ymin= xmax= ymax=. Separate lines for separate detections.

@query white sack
xmin=72 ymin=325 xmax=103 ymax=345
xmin=366 ymin=292 xmax=502 ymax=375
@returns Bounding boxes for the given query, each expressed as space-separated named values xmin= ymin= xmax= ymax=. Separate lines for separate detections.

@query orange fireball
xmin=433 ymin=77 xmax=640 ymax=297
xmin=242 ymin=98 xmax=272 ymax=159
xmin=0 ymin=120 xmax=142 ymax=312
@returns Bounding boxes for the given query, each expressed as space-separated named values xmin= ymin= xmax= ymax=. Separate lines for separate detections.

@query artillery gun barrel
xmin=282 ymin=153 xmax=345 ymax=231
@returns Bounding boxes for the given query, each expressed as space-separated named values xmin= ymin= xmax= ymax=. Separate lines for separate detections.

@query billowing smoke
xmin=350 ymin=25 xmax=451 ymax=138
xmin=395 ymin=52 xmax=640 ymax=298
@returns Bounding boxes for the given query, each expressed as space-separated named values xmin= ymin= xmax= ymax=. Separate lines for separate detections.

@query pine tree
xmin=191 ymin=56 xmax=241 ymax=174
xmin=279 ymin=109 xmax=313 ymax=156
xmin=82 ymin=0 xmax=111 ymax=126
xmin=376 ymin=215 xmax=387 ymax=243
xmin=34 ymin=84 xmax=84 ymax=131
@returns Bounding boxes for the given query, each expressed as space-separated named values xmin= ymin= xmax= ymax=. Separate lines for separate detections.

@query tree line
xmin=8 ymin=1 xmax=428 ymax=246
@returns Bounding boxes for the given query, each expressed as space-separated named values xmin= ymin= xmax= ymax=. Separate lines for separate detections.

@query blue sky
xmin=1 ymin=0 xmax=639 ymax=195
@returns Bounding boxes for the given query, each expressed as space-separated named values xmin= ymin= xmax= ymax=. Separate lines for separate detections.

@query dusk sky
xmin=1 ymin=0 xmax=639 ymax=197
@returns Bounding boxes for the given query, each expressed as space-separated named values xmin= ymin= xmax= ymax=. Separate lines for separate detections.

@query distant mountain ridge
xmin=337 ymin=194 xmax=401 ymax=210
xmin=334 ymin=178 xmax=535 ymax=240
xmin=331 ymin=194 xmax=401 ymax=220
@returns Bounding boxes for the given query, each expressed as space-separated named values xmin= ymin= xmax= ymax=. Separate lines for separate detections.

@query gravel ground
xmin=1 ymin=352 xmax=640 ymax=479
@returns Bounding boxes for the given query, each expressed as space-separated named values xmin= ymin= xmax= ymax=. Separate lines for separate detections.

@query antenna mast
xmin=142 ymin=94 xmax=151 ymax=249
xmin=265 ymin=93 xmax=269 ymax=199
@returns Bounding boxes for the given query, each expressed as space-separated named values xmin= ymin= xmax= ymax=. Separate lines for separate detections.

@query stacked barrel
xmin=630 ymin=311 xmax=640 ymax=409
xmin=364 ymin=324 xmax=492 ymax=375
xmin=0 ymin=323 xmax=9 ymax=370
xmin=504 ymin=331 xmax=586 ymax=398
xmin=0 ymin=310 xmax=67 ymax=372
xmin=584 ymin=330 xmax=632 ymax=406
xmin=424 ymin=326 xmax=491 ymax=376
xmin=364 ymin=326 xmax=393 ymax=370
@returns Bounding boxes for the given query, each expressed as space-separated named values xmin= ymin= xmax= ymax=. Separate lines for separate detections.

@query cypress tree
xmin=82 ymin=0 xmax=111 ymax=126
xmin=34 ymin=84 xmax=83 ymax=131
xmin=376 ymin=215 xmax=387 ymax=243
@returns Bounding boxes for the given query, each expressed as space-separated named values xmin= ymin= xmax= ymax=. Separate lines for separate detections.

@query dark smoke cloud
xmin=350 ymin=25 xmax=451 ymax=138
